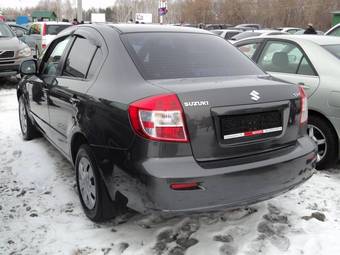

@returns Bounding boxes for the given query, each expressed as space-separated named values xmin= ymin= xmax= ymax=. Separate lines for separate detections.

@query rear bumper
xmin=107 ymin=136 xmax=316 ymax=213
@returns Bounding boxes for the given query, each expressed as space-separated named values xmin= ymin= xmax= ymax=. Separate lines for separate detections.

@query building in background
xmin=31 ymin=10 xmax=57 ymax=22
xmin=331 ymin=11 xmax=340 ymax=26
xmin=91 ymin=13 xmax=105 ymax=23
xmin=135 ymin=13 xmax=153 ymax=23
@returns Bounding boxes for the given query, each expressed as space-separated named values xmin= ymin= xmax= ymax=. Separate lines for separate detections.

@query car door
xmin=256 ymin=40 xmax=320 ymax=97
xmin=26 ymin=35 xmax=71 ymax=133
xmin=47 ymin=28 xmax=104 ymax=154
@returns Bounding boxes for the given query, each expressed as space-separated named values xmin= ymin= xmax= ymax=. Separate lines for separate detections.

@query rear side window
xmin=323 ymin=44 xmax=340 ymax=59
xmin=121 ymin=33 xmax=264 ymax=80
xmin=63 ymin=37 xmax=98 ymax=79
xmin=46 ymin=25 xmax=71 ymax=35
xmin=87 ymin=48 xmax=103 ymax=80
xmin=258 ymin=41 xmax=316 ymax=76
xmin=238 ymin=43 xmax=260 ymax=59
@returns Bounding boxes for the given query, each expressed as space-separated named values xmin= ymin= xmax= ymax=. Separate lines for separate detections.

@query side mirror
xmin=20 ymin=59 xmax=37 ymax=75
xmin=15 ymin=30 xmax=24 ymax=38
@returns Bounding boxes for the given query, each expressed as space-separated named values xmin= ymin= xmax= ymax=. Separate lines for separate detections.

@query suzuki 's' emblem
xmin=250 ymin=90 xmax=260 ymax=101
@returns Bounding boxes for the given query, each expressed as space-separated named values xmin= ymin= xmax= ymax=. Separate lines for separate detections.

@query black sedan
xmin=17 ymin=24 xmax=316 ymax=221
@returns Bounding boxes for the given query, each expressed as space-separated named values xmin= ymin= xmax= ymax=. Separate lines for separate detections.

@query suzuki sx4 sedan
xmin=17 ymin=24 xmax=317 ymax=221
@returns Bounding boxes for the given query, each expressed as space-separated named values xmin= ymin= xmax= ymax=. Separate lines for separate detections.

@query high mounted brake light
xmin=128 ymin=94 xmax=189 ymax=143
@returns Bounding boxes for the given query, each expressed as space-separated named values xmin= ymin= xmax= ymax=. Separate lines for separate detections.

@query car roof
xmin=257 ymin=35 xmax=340 ymax=45
xmin=31 ymin=21 xmax=71 ymax=25
xmin=108 ymin=24 xmax=212 ymax=34
xmin=212 ymin=29 xmax=242 ymax=32
xmin=277 ymin=27 xmax=302 ymax=30
xmin=256 ymin=29 xmax=281 ymax=33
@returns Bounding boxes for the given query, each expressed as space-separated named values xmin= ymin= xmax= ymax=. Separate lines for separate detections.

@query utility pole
xmin=77 ymin=0 xmax=82 ymax=21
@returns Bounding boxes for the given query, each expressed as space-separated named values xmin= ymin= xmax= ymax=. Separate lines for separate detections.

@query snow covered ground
xmin=1 ymin=86 xmax=340 ymax=255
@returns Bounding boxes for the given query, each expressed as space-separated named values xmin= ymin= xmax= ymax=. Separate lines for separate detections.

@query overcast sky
xmin=2 ymin=0 xmax=115 ymax=10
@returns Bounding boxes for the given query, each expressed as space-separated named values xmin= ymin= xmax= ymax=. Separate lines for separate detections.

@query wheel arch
xmin=70 ymin=132 xmax=89 ymax=164
xmin=309 ymin=109 xmax=339 ymax=149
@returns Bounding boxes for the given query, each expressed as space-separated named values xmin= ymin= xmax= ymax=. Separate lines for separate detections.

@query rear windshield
xmin=46 ymin=25 xmax=71 ymax=35
xmin=323 ymin=45 xmax=340 ymax=59
xmin=121 ymin=33 xmax=264 ymax=80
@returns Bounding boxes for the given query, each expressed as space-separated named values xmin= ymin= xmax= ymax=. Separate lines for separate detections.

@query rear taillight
xmin=128 ymin=94 xmax=189 ymax=143
xmin=42 ymin=23 xmax=47 ymax=36
xmin=299 ymin=86 xmax=308 ymax=125
xmin=42 ymin=43 xmax=47 ymax=49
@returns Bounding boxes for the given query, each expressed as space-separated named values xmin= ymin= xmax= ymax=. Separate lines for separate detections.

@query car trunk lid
xmin=149 ymin=75 xmax=301 ymax=162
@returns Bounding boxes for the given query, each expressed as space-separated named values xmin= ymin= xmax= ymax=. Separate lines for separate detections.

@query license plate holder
xmin=221 ymin=110 xmax=283 ymax=141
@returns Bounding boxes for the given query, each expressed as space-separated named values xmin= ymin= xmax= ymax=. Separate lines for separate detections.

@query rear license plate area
xmin=220 ymin=110 xmax=283 ymax=141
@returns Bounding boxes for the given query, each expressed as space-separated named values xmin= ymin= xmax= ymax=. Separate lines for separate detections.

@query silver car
xmin=0 ymin=22 xmax=32 ymax=77
xmin=234 ymin=35 xmax=340 ymax=169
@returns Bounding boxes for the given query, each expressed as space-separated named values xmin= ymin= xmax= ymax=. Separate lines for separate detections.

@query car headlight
xmin=17 ymin=46 xmax=32 ymax=58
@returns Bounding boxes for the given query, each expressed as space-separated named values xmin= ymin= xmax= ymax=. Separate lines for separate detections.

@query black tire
xmin=75 ymin=144 xmax=120 ymax=222
xmin=18 ymin=95 xmax=39 ymax=140
xmin=308 ymin=115 xmax=338 ymax=170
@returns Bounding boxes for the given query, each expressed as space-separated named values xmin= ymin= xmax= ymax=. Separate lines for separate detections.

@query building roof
xmin=31 ymin=10 xmax=57 ymax=19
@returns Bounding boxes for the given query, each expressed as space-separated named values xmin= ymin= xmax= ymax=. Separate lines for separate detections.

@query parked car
xmin=294 ymin=29 xmax=324 ymax=35
xmin=17 ymin=24 xmax=316 ymax=221
xmin=235 ymin=35 xmax=340 ymax=169
xmin=24 ymin=21 xmax=71 ymax=56
xmin=0 ymin=22 xmax=32 ymax=77
xmin=211 ymin=29 xmax=243 ymax=40
xmin=8 ymin=24 xmax=28 ymax=42
xmin=325 ymin=23 xmax=340 ymax=36
xmin=230 ymin=30 xmax=288 ymax=41
xmin=275 ymin=27 xmax=304 ymax=34
xmin=235 ymin=23 xmax=262 ymax=30
xmin=205 ymin=24 xmax=233 ymax=30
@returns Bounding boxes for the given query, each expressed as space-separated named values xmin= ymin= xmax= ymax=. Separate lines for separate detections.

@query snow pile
xmin=1 ymin=89 xmax=340 ymax=255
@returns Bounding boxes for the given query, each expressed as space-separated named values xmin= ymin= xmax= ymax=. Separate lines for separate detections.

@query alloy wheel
xmin=308 ymin=124 xmax=327 ymax=163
